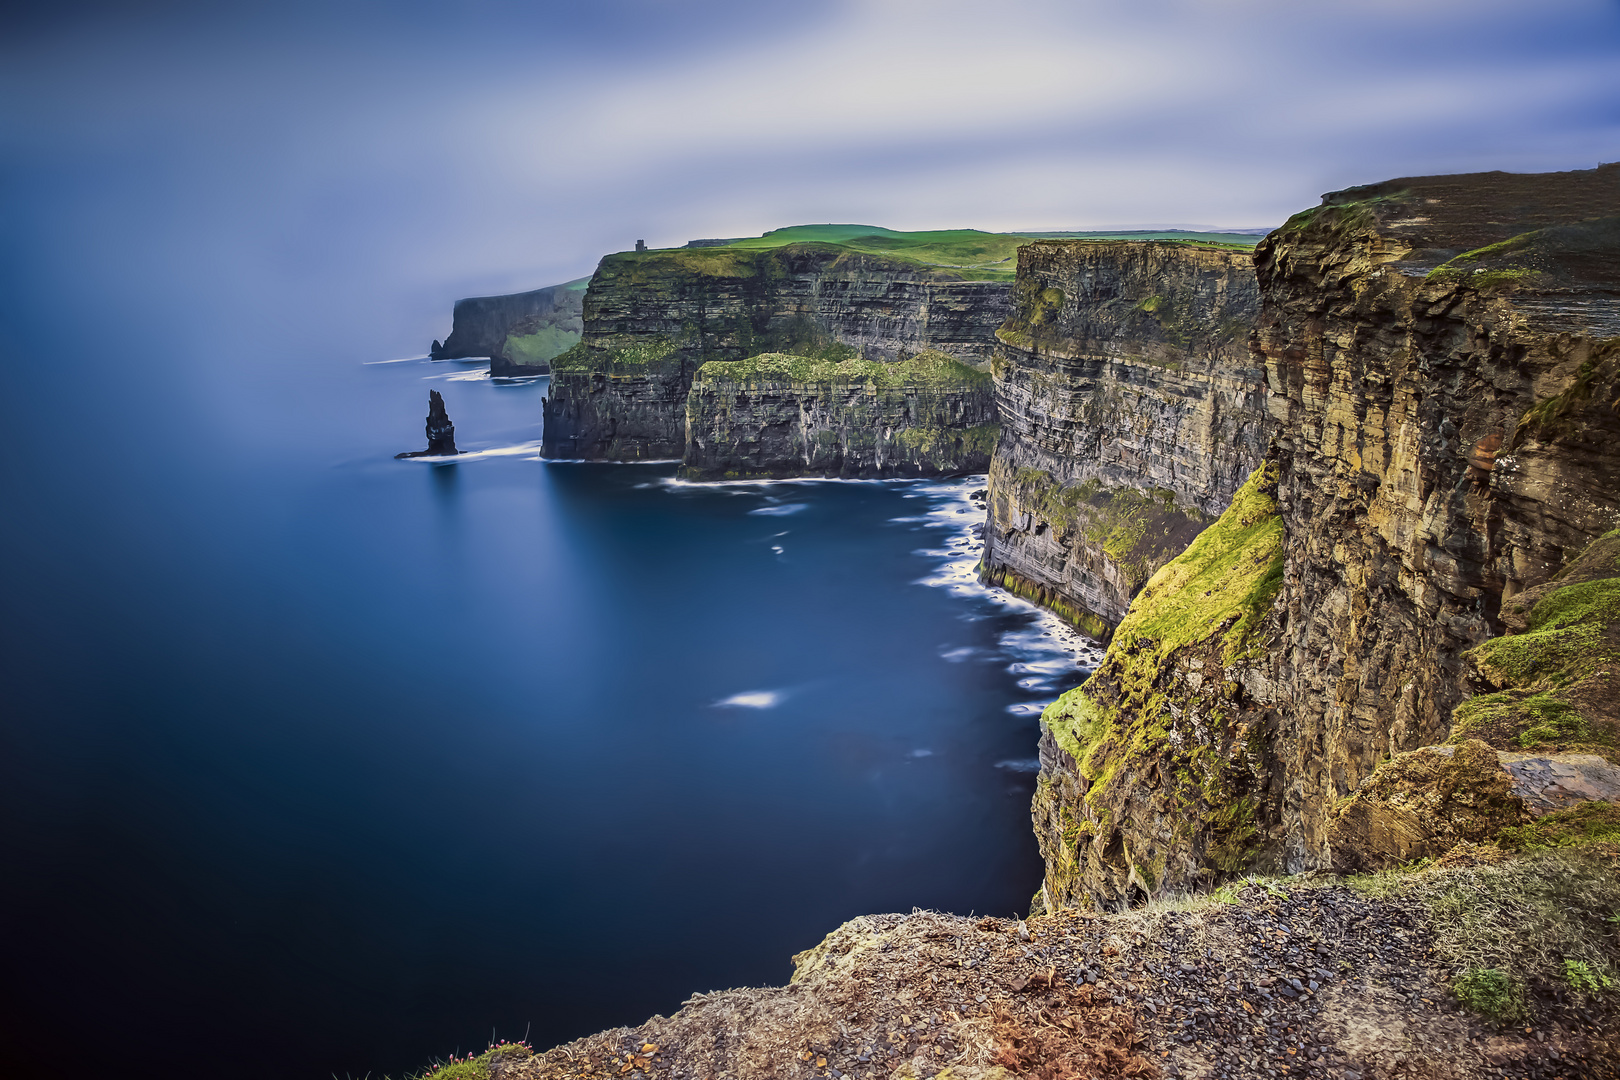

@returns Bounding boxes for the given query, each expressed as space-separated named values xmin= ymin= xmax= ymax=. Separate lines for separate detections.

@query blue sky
xmin=2 ymin=0 xmax=1617 ymax=352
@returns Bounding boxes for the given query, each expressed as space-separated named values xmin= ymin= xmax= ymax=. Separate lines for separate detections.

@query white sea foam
xmin=715 ymin=690 xmax=782 ymax=709
xmin=364 ymin=356 xmax=429 ymax=365
xmin=994 ymin=759 xmax=1042 ymax=773
xmin=397 ymin=440 xmax=546 ymax=463
xmin=939 ymin=646 xmax=979 ymax=663
xmin=661 ymin=475 xmax=906 ymax=490
xmin=748 ymin=503 xmax=808 ymax=517
xmin=545 ymin=458 xmax=682 ymax=465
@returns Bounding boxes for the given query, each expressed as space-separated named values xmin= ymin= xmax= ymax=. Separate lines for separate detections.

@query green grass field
xmin=653 ymin=225 xmax=1265 ymax=280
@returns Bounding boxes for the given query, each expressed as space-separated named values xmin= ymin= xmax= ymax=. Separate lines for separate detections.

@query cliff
xmin=681 ymin=351 xmax=997 ymax=480
xmin=1030 ymin=165 xmax=1620 ymax=914
xmin=431 ymin=278 xmax=587 ymax=372
xmin=541 ymin=245 xmax=1012 ymax=460
xmin=980 ymin=241 xmax=1268 ymax=640
xmin=390 ymin=170 xmax=1620 ymax=1080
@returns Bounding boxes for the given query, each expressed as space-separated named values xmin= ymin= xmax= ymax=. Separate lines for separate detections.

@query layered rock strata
xmin=431 ymin=278 xmax=586 ymax=369
xmin=981 ymin=240 xmax=1268 ymax=640
xmin=1032 ymin=166 xmax=1620 ymax=911
xmin=680 ymin=351 xmax=997 ymax=480
xmin=541 ymin=245 xmax=1012 ymax=460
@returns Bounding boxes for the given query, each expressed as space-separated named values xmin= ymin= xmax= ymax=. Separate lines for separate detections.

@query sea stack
xmin=396 ymin=390 xmax=460 ymax=458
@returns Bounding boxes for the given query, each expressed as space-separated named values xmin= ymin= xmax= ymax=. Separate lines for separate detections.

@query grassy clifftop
xmin=637 ymin=225 xmax=1262 ymax=282
xmin=693 ymin=349 xmax=991 ymax=389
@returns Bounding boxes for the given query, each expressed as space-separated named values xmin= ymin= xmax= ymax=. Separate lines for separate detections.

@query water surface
xmin=2 ymin=344 xmax=1102 ymax=1078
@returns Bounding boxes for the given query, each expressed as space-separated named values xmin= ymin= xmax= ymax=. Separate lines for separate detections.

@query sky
xmin=1 ymin=0 xmax=1618 ymax=355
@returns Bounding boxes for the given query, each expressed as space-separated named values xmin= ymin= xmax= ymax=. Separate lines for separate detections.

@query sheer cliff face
xmin=434 ymin=281 xmax=585 ymax=360
xmin=681 ymin=351 xmax=997 ymax=480
xmin=1032 ymin=166 xmax=1620 ymax=911
xmin=982 ymin=241 xmax=1268 ymax=638
xmin=541 ymin=246 xmax=1011 ymax=460
xmin=1256 ymin=166 xmax=1620 ymax=869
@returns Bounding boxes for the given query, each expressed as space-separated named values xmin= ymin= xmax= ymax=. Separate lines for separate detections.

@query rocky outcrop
xmin=1032 ymin=462 xmax=1286 ymax=910
xmin=431 ymin=278 xmax=586 ymax=365
xmin=404 ymin=872 xmax=1620 ymax=1080
xmin=395 ymin=389 xmax=460 ymax=458
xmin=981 ymin=241 xmax=1268 ymax=640
xmin=541 ymin=245 xmax=1012 ymax=460
xmin=1030 ymin=165 xmax=1620 ymax=911
xmin=1325 ymin=740 xmax=1620 ymax=871
xmin=680 ymin=351 xmax=997 ymax=480
xmin=1323 ymin=740 xmax=1533 ymax=871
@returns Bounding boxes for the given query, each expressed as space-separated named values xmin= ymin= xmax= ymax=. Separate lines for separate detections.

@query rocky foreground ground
xmin=427 ymin=846 xmax=1618 ymax=1080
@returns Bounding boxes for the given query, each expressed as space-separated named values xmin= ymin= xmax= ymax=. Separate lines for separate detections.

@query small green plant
xmin=1564 ymin=959 xmax=1615 ymax=994
xmin=1246 ymin=875 xmax=1290 ymax=901
xmin=1454 ymin=967 xmax=1523 ymax=1022
xmin=399 ymin=1039 xmax=534 ymax=1080
xmin=1213 ymin=875 xmax=1289 ymax=903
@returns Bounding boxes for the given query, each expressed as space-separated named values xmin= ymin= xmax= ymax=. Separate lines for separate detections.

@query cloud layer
xmin=3 ymin=0 xmax=1616 ymax=352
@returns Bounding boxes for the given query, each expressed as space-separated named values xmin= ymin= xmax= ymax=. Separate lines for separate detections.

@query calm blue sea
xmin=1 ymin=308 xmax=1101 ymax=1076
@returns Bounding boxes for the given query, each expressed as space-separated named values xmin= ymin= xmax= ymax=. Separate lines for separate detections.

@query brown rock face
xmin=1325 ymin=740 xmax=1620 ymax=871
xmin=982 ymin=241 xmax=1269 ymax=639
xmin=1030 ymin=165 xmax=1620 ymax=908
xmin=1255 ymin=164 xmax=1620 ymax=870
xmin=1325 ymin=740 xmax=1531 ymax=872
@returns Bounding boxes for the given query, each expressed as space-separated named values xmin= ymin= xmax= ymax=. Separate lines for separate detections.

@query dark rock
xmin=395 ymin=390 xmax=462 ymax=458
xmin=434 ymin=280 xmax=585 ymax=361
xmin=680 ymin=352 xmax=997 ymax=480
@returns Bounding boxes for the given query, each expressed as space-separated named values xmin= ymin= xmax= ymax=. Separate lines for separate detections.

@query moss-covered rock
xmin=1248 ymin=164 xmax=1620 ymax=876
xmin=1033 ymin=462 xmax=1286 ymax=909
xmin=1452 ymin=530 xmax=1620 ymax=764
